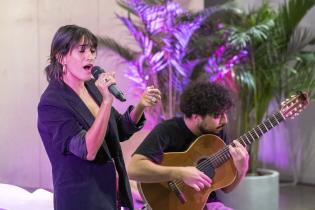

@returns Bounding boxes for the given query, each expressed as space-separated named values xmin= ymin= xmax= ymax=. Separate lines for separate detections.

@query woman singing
xmin=37 ymin=25 xmax=161 ymax=210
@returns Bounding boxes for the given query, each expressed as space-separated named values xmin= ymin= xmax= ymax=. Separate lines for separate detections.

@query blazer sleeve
xmin=38 ymin=101 xmax=87 ymax=158
xmin=112 ymin=105 xmax=146 ymax=142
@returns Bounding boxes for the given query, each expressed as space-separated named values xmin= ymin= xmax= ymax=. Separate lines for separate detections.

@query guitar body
xmin=138 ymin=134 xmax=237 ymax=210
xmin=138 ymin=92 xmax=309 ymax=210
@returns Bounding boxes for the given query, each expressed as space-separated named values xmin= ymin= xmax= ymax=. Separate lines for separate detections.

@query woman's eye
xmin=79 ymin=47 xmax=85 ymax=53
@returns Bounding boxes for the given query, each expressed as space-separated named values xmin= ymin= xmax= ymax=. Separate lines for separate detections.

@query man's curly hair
xmin=180 ymin=82 xmax=233 ymax=118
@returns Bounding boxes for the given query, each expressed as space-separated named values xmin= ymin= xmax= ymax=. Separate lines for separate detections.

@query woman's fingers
xmin=143 ymin=86 xmax=161 ymax=106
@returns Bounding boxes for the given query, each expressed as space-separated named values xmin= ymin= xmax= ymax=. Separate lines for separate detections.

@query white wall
xmin=0 ymin=0 xmax=203 ymax=190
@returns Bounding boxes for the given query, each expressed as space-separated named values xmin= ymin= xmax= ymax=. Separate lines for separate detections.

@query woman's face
xmin=62 ymin=37 xmax=96 ymax=82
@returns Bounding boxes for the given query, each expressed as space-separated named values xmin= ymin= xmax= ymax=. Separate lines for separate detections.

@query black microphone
xmin=91 ymin=66 xmax=126 ymax=102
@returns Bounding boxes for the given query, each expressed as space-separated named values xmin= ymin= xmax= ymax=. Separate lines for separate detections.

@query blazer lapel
xmin=53 ymin=79 xmax=113 ymax=159
xmin=55 ymin=80 xmax=95 ymax=129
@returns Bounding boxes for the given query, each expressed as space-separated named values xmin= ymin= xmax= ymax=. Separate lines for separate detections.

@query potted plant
xmin=97 ymin=0 xmax=315 ymax=209
xmin=227 ymin=0 xmax=315 ymax=174
xmin=216 ymin=0 xmax=315 ymax=209
xmin=97 ymin=0 xmax=247 ymax=123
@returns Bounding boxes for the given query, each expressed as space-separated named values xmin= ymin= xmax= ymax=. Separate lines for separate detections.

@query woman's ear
xmin=56 ymin=53 xmax=66 ymax=65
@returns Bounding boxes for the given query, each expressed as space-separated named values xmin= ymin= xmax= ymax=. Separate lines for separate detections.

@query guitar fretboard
xmin=196 ymin=111 xmax=285 ymax=171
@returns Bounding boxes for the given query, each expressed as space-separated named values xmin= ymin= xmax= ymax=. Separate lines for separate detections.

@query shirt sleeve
xmin=133 ymin=124 xmax=170 ymax=164
xmin=66 ymin=130 xmax=88 ymax=159
xmin=113 ymin=105 xmax=146 ymax=142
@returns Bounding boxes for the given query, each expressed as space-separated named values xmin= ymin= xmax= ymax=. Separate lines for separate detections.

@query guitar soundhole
xmin=197 ymin=158 xmax=215 ymax=178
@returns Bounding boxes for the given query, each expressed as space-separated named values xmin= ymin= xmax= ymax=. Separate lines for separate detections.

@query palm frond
xmin=204 ymin=7 xmax=243 ymax=25
xmin=276 ymin=0 xmax=315 ymax=44
xmin=288 ymin=26 xmax=315 ymax=54
xmin=205 ymin=0 xmax=234 ymax=7
xmin=285 ymin=53 xmax=315 ymax=98
xmin=185 ymin=5 xmax=224 ymax=20
xmin=117 ymin=0 xmax=136 ymax=15
xmin=97 ymin=36 xmax=137 ymax=61
xmin=229 ymin=19 xmax=275 ymax=48
xmin=233 ymin=68 xmax=256 ymax=90
xmin=116 ymin=14 xmax=145 ymax=47
xmin=142 ymin=0 xmax=165 ymax=4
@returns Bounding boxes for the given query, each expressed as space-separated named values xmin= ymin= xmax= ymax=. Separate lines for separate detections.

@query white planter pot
xmin=217 ymin=169 xmax=279 ymax=210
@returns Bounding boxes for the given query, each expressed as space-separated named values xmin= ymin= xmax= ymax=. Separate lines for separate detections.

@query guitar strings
xmin=172 ymin=112 xmax=283 ymax=189
xmin=197 ymin=113 xmax=281 ymax=171
xmin=194 ymin=113 xmax=282 ymax=172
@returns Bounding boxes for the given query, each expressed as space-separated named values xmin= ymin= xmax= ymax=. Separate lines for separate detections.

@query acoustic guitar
xmin=137 ymin=91 xmax=309 ymax=210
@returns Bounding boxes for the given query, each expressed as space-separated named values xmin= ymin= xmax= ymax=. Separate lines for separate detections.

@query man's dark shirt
xmin=134 ymin=117 xmax=228 ymax=202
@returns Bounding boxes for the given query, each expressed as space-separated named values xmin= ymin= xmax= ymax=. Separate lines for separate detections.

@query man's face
xmin=197 ymin=113 xmax=228 ymax=135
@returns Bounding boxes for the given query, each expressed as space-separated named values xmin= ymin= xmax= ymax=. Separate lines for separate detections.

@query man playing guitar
xmin=127 ymin=82 xmax=249 ymax=210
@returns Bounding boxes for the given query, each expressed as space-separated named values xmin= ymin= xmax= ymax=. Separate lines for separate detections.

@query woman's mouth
xmin=83 ymin=64 xmax=93 ymax=71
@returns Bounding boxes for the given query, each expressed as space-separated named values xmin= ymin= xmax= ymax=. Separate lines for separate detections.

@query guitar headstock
xmin=280 ymin=91 xmax=309 ymax=119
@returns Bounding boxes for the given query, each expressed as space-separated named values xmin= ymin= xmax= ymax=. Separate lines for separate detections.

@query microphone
xmin=91 ymin=66 xmax=126 ymax=102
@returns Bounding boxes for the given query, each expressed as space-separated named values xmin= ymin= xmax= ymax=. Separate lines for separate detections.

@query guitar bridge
xmin=168 ymin=181 xmax=187 ymax=204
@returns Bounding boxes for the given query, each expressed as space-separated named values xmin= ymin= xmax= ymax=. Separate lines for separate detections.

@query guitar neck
xmin=201 ymin=111 xmax=285 ymax=169
xmin=238 ymin=111 xmax=285 ymax=147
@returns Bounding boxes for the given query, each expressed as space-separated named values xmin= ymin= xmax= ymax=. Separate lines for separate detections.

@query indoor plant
xmin=98 ymin=0 xmax=248 ymax=122
xmin=99 ymin=0 xmax=315 ymax=173
xmin=97 ymin=0 xmax=315 ymax=209
xmin=215 ymin=0 xmax=315 ymax=209
xmin=226 ymin=0 xmax=315 ymax=175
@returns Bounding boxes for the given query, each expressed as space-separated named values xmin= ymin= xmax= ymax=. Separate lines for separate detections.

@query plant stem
xmin=168 ymin=65 xmax=173 ymax=119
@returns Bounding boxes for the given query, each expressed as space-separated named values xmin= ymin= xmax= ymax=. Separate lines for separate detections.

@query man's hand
xmin=229 ymin=140 xmax=249 ymax=178
xmin=177 ymin=166 xmax=212 ymax=191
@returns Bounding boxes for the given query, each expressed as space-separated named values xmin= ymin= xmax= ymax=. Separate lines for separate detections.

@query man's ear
xmin=192 ymin=114 xmax=202 ymax=124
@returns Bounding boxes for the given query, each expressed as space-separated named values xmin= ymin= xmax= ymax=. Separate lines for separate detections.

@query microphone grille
xmin=91 ymin=66 xmax=104 ymax=79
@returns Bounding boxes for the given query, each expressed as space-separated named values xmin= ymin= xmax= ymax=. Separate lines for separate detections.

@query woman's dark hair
xmin=180 ymin=82 xmax=233 ymax=118
xmin=45 ymin=25 xmax=98 ymax=81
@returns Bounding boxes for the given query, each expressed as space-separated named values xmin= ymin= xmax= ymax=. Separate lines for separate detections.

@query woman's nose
xmin=86 ymin=50 xmax=96 ymax=61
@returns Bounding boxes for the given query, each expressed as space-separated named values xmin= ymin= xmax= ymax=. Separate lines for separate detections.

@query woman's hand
xmin=95 ymin=72 xmax=116 ymax=104
xmin=130 ymin=85 xmax=161 ymax=124
xmin=139 ymin=85 xmax=161 ymax=107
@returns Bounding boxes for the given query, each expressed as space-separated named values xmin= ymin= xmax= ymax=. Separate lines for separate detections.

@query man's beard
xmin=198 ymin=123 xmax=225 ymax=135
